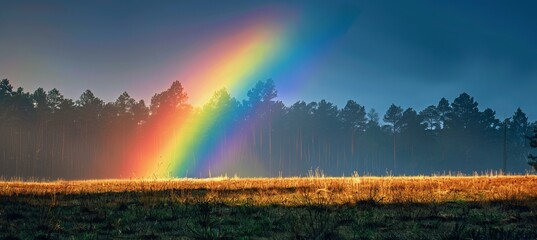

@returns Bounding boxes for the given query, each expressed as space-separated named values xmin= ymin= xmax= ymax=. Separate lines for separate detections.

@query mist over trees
xmin=528 ymin=128 xmax=537 ymax=171
xmin=0 ymin=78 xmax=535 ymax=179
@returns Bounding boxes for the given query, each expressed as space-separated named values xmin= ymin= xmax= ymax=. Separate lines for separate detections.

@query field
xmin=1 ymin=175 xmax=537 ymax=239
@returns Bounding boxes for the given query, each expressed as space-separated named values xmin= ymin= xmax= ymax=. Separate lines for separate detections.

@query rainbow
xmin=118 ymin=7 xmax=355 ymax=178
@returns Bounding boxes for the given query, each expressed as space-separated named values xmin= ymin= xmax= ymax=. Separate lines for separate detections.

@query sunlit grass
xmin=2 ymin=174 xmax=537 ymax=239
xmin=2 ymin=174 xmax=536 ymax=206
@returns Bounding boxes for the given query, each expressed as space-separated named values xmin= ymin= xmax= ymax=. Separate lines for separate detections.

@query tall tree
xmin=0 ymin=79 xmax=13 ymax=102
xmin=286 ymin=101 xmax=317 ymax=172
xmin=76 ymin=89 xmax=104 ymax=120
xmin=132 ymin=100 xmax=149 ymax=125
xmin=31 ymin=88 xmax=51 ymax=176
xmin=244 ymin=79 xmax=279 ymax=173
xmin=204 ymin=89 xmax=235 ymax=113
xmin=150 ymin=81 xmax=189 ymax=116
xmin=510 ymin=108 xmax=529 ymax=148
xmin=448 ymin=93 xmax=480 ymax=130
xmin=527 ymin=127 xmax=537 ymax=171
xmin=401 ymin=108 xmax=424 ymax=133
xmin=313 ymin=100 xmax=339 ymax=170
xmin=46 ymin=88 xmax=64 ymax=114
xmin=436 ymin=97 xmax=451 ymax=129
xmin=384 ymin=104 xmax=403 ymax=172
xmin=366 ymin=109 xmax=380 ymax=131
xmin=32 ymin=88 xmax=49 ymax=115
xmin=419 ymin=105 xmax=439 ymax=131
xmin=363 ymin=108 xmax=383 ymax=174
xmin=340 ymin=100 xmax=367 ymax=170
xmin=479 ymin=108 xmax=500 ymax=137
xmin=115 ymin=91 xmax=137 ymax=121
xmin=75 ymin=89 xmax=104 ymax=177
xmin=400 ymin=108 xmax=426 ymax=170
xmin=245 ymin=79 xmax=278 ymax=117
xmin=56 ymin=97 xmax=76 ymax=175
xmin=0 ymin=79 xmax=15 ymax=125
xmin=340 ymin=100 xmax=367 ymax=133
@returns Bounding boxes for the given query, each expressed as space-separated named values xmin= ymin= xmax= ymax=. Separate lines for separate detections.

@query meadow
xmin=1 ymin=175 xmax=537 ymax=239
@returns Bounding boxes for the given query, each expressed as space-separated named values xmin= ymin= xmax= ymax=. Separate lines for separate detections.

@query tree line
xmin=0 ymin=78 xmax=535 ymax=179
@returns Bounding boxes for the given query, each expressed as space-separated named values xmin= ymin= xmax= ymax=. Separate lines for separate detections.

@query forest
xmin=0 ymin=78 xmax=535 ymax=179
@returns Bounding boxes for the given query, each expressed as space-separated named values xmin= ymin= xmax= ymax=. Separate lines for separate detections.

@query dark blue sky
xmin=1 ymin=0 xmax=536 ymax=120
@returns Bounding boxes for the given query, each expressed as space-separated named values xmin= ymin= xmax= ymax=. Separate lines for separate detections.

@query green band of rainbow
xmin=119 ymin=6 xmax=356 ymax=178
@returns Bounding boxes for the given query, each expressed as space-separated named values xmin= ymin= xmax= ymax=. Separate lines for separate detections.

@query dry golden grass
xmin=2 ymin=175 xmax=536 ymax=206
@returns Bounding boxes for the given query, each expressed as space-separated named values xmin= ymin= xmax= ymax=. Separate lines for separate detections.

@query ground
xmin=1 ymin=175 xmax=537 ymax=239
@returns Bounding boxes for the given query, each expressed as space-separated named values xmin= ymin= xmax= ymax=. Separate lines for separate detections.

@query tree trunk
xmin=393 ymin=132 xmax=397 ymax=172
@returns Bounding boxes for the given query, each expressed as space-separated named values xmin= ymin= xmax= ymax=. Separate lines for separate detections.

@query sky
xmin=1 ymin=0 xmax=536 ymax=120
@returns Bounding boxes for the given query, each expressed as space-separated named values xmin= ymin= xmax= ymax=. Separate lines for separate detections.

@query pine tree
xmin=528 ymin=127 xmax=537 ymax=171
